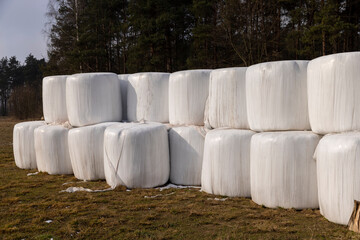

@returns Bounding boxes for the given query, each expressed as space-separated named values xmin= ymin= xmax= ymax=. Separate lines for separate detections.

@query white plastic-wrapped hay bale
xmin=42 ymin=75 xmax=68 ymax=123
xmin=68 ymin=122 xmax=118 ymax=181
xmin=66 ymin=72 xmax=122 ymax=127
xmin=250 ymin=131 xmax=320 ymax=209
xmin=118 ymin=74 xmax=130 ymax=121
xmin=315 ymin=132 xmax=360 ymax=225
xmin=308 ymin=52 xmax=360 ymax=134
xmin=208 ymin=67 xmax=249 ymax=129
xmin=201 ymin=129 xmax=255 ymax=197
xmin=169 ymin=70 xmax=212 ymax=125
xmin=104 ymin=123 xmax=169 ymax=188
xmin=127 ymin=72 xmax=169 ymax=123
xmin=246 ymin=61 xmax=310 ymax=131
xmin=13 ymin=121 xmax=46 ymax=169
xmin=34 ymin=125 xmax=72 ymax=175
xmin=169 ymin=126 xmax=207 ymax=185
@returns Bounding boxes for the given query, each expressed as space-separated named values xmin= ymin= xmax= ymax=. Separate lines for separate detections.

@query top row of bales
xmin=42 ymin=52 xmax=360 ymax=134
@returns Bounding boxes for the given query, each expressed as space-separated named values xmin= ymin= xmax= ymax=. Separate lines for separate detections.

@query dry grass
xmin=1 ymin=116 xmax=360 ymax=239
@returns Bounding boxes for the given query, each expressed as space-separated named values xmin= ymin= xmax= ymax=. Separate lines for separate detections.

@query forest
xmin=1 ymin=0 xmax=359 ymax=117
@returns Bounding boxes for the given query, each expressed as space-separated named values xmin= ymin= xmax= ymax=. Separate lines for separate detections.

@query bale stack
xmin=168 ymin=70 xmax=211 ymax=186
xmin=308 ymin=52 xmax=360 ymax=225
xmin=247 ymin=60 xmax=320 ymax=209
xmin=202 ymin=67 xmax=255 ymax=197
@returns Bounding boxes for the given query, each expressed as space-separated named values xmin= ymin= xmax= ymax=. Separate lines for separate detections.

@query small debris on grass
xmin=144 ymin=192 xmax=175 ymax=198
xmin=45 ymin=220 xmax=53 ymax=223
xmin=27 ymin=172 xmax=39 ymax=176
xmin=156 ymin=183 xmax=200 ymax=191
xmin=207 ymin=197 xmax=228 ymax=201
xmin=60 ymin=186 xmax=113 ymax=193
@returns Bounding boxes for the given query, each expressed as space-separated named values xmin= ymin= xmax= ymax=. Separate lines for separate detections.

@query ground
xmin=0 ymin=117 xmax=359 ymax=239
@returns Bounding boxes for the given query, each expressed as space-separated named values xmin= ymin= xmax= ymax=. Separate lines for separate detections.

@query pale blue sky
xmin=0 ymin=0 xmax=49 ymax=63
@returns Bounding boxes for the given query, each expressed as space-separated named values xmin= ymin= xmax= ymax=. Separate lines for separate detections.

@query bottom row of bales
xmin=13 ymin=121 xmax=360 ymax=226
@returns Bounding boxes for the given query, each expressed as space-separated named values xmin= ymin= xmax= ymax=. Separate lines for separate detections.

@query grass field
xmin=1 ymin=117 xmax=360 ymax=239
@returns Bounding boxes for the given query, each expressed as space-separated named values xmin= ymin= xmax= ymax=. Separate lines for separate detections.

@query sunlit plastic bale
xmin=308 ymin=52 xmax=360 ymax=134
xmin=246 ymin=61 xmax=310 ymax=131
xmin=127 ymin=72 xmax=169 ymax=123
xmin=251 ymin=131 xmax=320 ymax=209
xmin=66 ymin=72 xmax=122 ymax=127
xmin=34 ymin=125 xmax=73 ymax=175
xmin=169 ymin=70 xmax=212 ymax=125
xmin=42 ymin=75 xmax=68 ymax=124
xmin=13 ymin=121 xmax=46 ymax=169
xmin=68 ymin=122 xmax=118 ymax=181
xmin=315 ymin=132 xmax=360 ymax=225
xmin=201 ymin=129 xmax=255 ymax=197
xmin=118 ymin=74 xmax=130 ymax=121
xmin=208 ymin=67 xmax=249 ymax=129
xmin=169 ymin=126 xmax=207 ymax=185
xmin=104 ymin=123 xmax=169 ymax=188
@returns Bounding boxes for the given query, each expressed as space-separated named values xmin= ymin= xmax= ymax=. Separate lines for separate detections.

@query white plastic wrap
xmin=169 ymin=70 xmax=212 ymax=125
xmin=104 ymin=123 xmax=169 ymax=188
xmin=307 ymin=52 xmax=360 ymax=134
xmin=127 ymin=72 xmax=169 ymax=123
xmin=34 ymin=125 xmax=73 ymax=175
xmin=68 ymin=122 xmax=118 ymax=181
xmin=66 ymin=72 xmax=122 ymax=127
xmin=250 ymin=131 xmax=320 ymax=209
xmin=118 ymin=74 xmax=130 ymax=121
xmin=201 ymin=129 xmax=255 ymax=197
xmin=42 ymin=75 xmax=68 ymax=123
xmin=208 ymin=68 xmax=249 ymax=129
xmin=169 ymin=126 xmax=207 ymax=185
xmin=13 ymin=121 xmax=46 ymax=169
xmin=246 ymin=61 xmax=310 ymax=131
xmin=315 ymin=132 xmax=360 ymax=225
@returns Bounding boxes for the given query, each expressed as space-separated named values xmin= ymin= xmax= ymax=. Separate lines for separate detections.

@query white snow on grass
xmin=60 ymin=186 xmax=113 ymax=193
xmin=27 ymin=172 xmax=39 ymax=176
xmin=156 ymin=183 xmax=200 ymax=191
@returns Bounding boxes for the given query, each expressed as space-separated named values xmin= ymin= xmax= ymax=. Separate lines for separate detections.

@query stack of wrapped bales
xmin=202 ymin=68 xmax=255 ymax=197
xmin=247 ymin=61 xmax=320 ymax=209
xmin=308 ymin=52 xmax=360 ymax=225
xmin=168 ymin=70 xmax=211 ymax=186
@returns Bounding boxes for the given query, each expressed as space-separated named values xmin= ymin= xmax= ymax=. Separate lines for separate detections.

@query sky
xmin=0 ymin=0 xmax=49 ymax=64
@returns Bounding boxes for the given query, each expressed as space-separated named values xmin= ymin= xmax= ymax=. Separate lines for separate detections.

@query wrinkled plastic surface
xmin=13 ymin=121 xmax=46 ymax=169
xmin=251 ymin=131 xmax=319 ymax=209
xmin=246 ymin=61 xmax=310 ymax=131
xmin=315 ymin=132 xmax=360 ymax=225
xmin=202 ymin=129 xmax=255 ymax=197
xmin=104 ymin=123 xmax=169 ymax=188
xmin=66 ymin=72 xmax=122 ymax=127
xmin=118 ymin=74 xmax=130 ymax=121
xmin=169 ymin=70 xmax=212 ymax=125
xmin=43 ymin=75 xmax=68 ymax=123
xmin=34 ymin=125 xmax=73 ymax=175
xmin=68 ymin=122 xmax=118 ymax=180
xmin=127 ymin=72 xmax=169 ymax=123
xmin=169 ymin=126 xmax=207 ymax=185
xmin=308 ymin=52 xmax=360 ymax=134
xmin=208 ymin=68 xmax=249 ymax=129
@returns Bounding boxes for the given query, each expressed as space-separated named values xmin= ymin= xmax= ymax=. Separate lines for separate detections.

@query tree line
xmin=1 ymin=0 xmax=359 ymax=118
xmin=46 ymin=0 xmax=360 ymax=75
xmin=0 ymin=55 xmax=45 ymax=118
